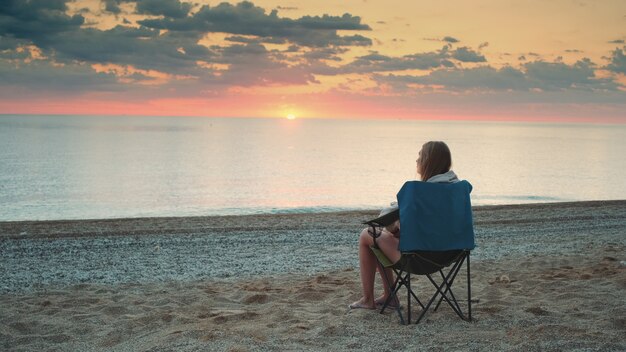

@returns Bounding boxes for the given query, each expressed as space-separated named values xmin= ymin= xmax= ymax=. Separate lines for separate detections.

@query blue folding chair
xmin=366 ymin=180 xmax=475 ymax=324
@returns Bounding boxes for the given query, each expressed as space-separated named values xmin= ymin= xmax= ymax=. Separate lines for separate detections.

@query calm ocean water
xmin=1 ymin=115 xmax=625 ymax=221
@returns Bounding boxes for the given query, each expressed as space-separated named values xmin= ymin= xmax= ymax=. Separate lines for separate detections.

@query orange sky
xmin=1 ymin=0 xmax=625 ymax=122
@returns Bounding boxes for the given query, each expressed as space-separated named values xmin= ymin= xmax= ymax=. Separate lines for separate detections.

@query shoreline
xmin=2 ymin=199 xmax=624 ymax=239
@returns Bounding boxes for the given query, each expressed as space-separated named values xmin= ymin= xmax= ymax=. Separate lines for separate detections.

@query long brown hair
xmin=418 ymin=141 xmax=452 ymax=181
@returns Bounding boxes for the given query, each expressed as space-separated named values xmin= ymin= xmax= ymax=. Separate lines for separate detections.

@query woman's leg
xmin=351 ymin=228 xmax=401 ymax=309
xmin=351 ymin=228 xmax=378 ymax=308
xmin=375 ymin=231 xmax=401 ymax=306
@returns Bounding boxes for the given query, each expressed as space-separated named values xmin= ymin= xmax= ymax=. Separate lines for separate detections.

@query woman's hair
xmin=418 ymin=141 xmax=452 ymax=181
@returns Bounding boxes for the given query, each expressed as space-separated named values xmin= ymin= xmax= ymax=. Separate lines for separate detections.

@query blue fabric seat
xmin=397 ymin=180 xmax=475 ymax=252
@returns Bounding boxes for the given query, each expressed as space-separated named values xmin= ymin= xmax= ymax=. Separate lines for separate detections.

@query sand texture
xmin=1 ymin=201 xmax=625 ymax=351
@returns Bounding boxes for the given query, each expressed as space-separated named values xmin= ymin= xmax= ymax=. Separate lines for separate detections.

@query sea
xmin=1 ymin=114 xmax=625 ymax=221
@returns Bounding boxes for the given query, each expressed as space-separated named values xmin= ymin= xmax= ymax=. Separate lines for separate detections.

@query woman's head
xmin=416 ymin=141 xmax=452 ymax=181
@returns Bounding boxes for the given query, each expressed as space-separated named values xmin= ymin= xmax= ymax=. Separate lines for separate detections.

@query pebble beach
xmin=1 ymin=200 xmax=625 ymax=351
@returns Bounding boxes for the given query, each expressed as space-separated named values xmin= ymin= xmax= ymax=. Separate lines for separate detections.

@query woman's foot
xmin=349 ymin=298 xmax=376 ymax=310
xmin=375 ymin=296 xmax=400 ymax=309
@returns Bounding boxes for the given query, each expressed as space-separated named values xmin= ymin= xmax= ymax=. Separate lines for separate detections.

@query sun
xmin=286 ymin=114 xmax=296 ymax=120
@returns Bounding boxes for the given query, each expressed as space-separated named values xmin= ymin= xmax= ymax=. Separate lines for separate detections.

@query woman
xmin=349 ymin=141 xmax=459 ymax=309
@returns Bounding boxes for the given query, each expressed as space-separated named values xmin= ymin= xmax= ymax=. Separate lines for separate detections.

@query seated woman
xmin=349 ymin=141 xmax=460 ymax=309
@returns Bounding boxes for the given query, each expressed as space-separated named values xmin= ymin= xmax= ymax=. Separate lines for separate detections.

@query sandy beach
xmin=1 ymin=201 xmax=625 ymax=351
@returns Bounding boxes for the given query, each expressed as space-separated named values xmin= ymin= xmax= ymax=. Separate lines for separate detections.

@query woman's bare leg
xmin=351 ymin=228 xmax=400 ymax=309
xmin=351 ymin=228 xmax=377 ymax=308
xmin=375 ymin=231 xmax=401 ymax=305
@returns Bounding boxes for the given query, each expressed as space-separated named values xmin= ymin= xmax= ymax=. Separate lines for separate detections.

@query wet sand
xmin=1 ymin=201 xmax=625 ymax=351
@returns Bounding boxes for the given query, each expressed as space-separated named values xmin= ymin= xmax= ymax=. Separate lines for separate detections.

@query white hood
xmin=426 ymin=170 xmax=459 ymax=184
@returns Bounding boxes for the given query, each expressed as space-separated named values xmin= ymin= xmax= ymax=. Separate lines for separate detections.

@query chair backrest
xmin=396 ymin=180 xmax=475 ymax=252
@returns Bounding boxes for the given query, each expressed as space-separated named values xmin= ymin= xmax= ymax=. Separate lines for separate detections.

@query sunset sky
xmin=1 ymin=0 xmax=625 ymax=122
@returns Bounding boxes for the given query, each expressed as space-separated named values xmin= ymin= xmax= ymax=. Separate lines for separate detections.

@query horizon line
xmin=1 ymin=113 xmax=624 ymax=126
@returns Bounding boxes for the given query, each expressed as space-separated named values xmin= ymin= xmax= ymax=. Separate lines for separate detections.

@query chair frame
xmin=368 ymin=223 xmax=472 ymax=325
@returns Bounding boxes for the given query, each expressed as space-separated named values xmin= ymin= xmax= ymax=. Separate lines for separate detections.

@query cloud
xmin=137 ymin=1 xmax=372 ymax=47
xmin=375 ymin=59 xmax=618 ymax=93
xmin=0 ymin=0 xmax=374 ymax=92
xmin=104 ymin=0 xmax=122 ymax=14
xmin=337 ymin=47 xmax=454 ymax=74
xmin=0 ymin=0 xmax=84 ymax=46
xmin=0 ymin=60 xmax=120 ymax=93
xmin=442 ymin=36 xmax=459 ymax=43
xmin=303 ymin=47 xmax=348 ymax=61
xmin=605 ymin=47 xmax=626 ymax=74
xmin=335 ymin=45 xmax=492 ymax=74
xmin=135 ymin=0 xmax=192 ymax=18
xmin=451 ymin=47 xmax=486 ymax=62
xmin=45 ymin=26 xmax=212 ymax=74
xmin=608 ymin=39 xmax=625 ymax=44
xmin=104 ymin=0 xmax=191 ymax=18
xmin=379 ymin=66 xmax=527 ymax=91
xmin=523 ymin=59 xmax=610 ymax=90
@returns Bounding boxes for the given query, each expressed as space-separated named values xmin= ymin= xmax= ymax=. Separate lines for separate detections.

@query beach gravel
xmin=1 ymin=200 xmax=625 ymax=351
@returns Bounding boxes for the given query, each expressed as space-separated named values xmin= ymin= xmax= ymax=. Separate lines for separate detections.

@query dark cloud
xmin=443 ymin=36 xmax=459 ymax=43
xmin=276 ymin=6 xmax=298 ymax=10
xmin=0 ymin=35 xmax=27 ymax=51
xmin=379 ymin=66 xmax=527 ymax=91
xmin=374 ymin=59 xmax=618 ymax=93
xmin=210 ymin=42 xmax=318 ymax=86
xmin=225 ymin=35 xmax=265 ymax=44
xmin=0 ymin=0 xmax=84 ymax=46
xmin=104 ymin=0 xmax=122 ymax=14
xmin=303 ymin=47 xmax=347 ymax=61
xmin=565 ymin=49 xmax=582 ymax=53
xmin=0 ymin=60 xmax=120 ymax=93
xmin=137 ymin=1 xmax=372 ymax=47
xmin=452 ymin=47 xmax=486 ymax=62
xmin=524 ymin=59 xmax=606 ymax=90
xmin=605 ymin=47 xmax=626 ymax=74
xmin=328 ymin=45 xmax=493 ymax=75
xmin=43 ymin=26 xmax=212 ymax=74
xmin=478 ymin=42 xmax=489 ymax=50
xmin=0 ymin=0 xmax=373 ymax=91
xmin=104 ymin=0 xmax=191 ymax=18
xmin=339 ymin=47 xmax=454 ymax=73
xmin=135 ymin=0 xmax=191 ymax=18
xmin=608 ymin=39 xmax=624 ymax=44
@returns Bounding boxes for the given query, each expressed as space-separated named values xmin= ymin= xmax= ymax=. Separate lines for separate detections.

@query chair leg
xmin=436 ymin=270 xmax=463 ymax=315
xmin=434 ymin=254 xmax=465 ymax=311
xmin=407 ymin=272 xmax=411 ymax=324
xmin=467 ymin=252 xmax=472 ymax=322
xmin=430 ymin=252 xmax=472 ymax=322
xmin=377 ymin=262 xmax=405 ymax=325
xmin=416 ymin=260 xmax=467 ymax=324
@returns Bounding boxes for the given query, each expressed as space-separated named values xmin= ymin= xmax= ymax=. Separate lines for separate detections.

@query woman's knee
xmin=359 ymin=228 xmax=373 ymax=245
